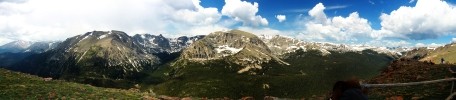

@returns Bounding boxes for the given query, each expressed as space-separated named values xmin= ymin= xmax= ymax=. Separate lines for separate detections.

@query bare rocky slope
xmin=12 ymin=31 xmax=159 ymax=81
xmin=177 ymin=30 xmax=288 ymax=74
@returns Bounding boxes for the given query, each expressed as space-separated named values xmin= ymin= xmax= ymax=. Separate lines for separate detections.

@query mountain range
xmin=0 ymin=29 xmax=418 ymax=98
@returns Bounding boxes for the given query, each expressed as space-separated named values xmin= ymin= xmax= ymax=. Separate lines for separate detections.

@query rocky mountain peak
xmin=179 ymin=30 xmax=288 ymax=74
xmin=3 ymin=40 xmax=33 ymax=49
xmin=33 ymin=30 xmax=160 ymax=79
xmin=133 ymin=34 xmax=171 ymax=53
xmin=169 ymin=35 xmax=205 ymax=53
xmin=260 ymin=35 xmax=308 ymax=55
xmin=25 ymin=41 xmax=60 ymax=53
xmin=68 ymin=30 xmax=139 ymax=53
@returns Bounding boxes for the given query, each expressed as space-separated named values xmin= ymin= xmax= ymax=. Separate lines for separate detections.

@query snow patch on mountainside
xmin=98 ymin=34 xmax=107 ymax=39
xmin=77 ymin=50 xmax=88 ymax=63
xmin=215 ymin=45 xmax=243 ymax=54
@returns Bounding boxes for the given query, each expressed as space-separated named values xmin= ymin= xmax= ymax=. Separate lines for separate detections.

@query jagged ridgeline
xmin=9 ymin=30 xmax=203 ymax=88
xmin=152 ymin=30 xmax=395 ymax=99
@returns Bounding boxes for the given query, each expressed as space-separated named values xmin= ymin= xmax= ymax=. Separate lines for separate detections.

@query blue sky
xmin=197 ymin=0 xmax=456 ymax=47
xmin=0 ymin=0 xmax=456 ymax=47
xmin=199 ymin=0 xmax=440 ymax=29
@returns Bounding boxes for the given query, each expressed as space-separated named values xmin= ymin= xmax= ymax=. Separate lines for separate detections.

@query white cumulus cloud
xmin=276 ymin=15 xmax=286 ymax=22
xmin=221 ymin=0 xmax=268 ymax=26
xmin=172 ymin=0 xmax=221 ymax=25
xmin=297 ymin=3 xmax=373 ymax=42
xmin=379 ymin=0 xmax=456 ymax=40
xmin=308 ymin=3 xmax=328 ymax=24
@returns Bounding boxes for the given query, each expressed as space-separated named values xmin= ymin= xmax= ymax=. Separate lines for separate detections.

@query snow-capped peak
xmin=2 ymin=40 xmax=33 ymax=49
xmin=0 ymin=40 xmax=60 ymax=53
xmin=259 ymin=34 xmax=408 ymax=56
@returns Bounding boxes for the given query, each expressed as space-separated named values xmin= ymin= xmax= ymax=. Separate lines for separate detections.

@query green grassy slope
xmin=403 ymin=43 xmax=456 ymax=64
xmin=263 ymin=49 xmax=393 ymax=97
xmin=0 ymin=68 xmax=150 ymax=99
xmin=149 ymin=49 xmax=394 ymax=99
xmin=421 ymin=44 xmax=456 ymax=64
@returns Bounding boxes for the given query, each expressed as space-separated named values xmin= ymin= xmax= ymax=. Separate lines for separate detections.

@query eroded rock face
xmin=70 ymin=31 xmax=159 ymax=73
xmin=179 ymin=30 xmax=288 ymax=74
xmin=9 ymin=30 xmax=205 ymax=80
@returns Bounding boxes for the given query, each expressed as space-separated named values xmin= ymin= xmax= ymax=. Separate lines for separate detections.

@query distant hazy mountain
xmin=0 ymin=40 xmax=60 ymax=68
xmin=0 ymin=40 xmax=60 ymax=53
xmin=25 ymin=41 xmax=60 ymax=53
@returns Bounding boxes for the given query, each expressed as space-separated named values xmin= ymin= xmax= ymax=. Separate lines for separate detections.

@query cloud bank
xmin=0 ymin=0 xmax=229 ymax=44
xmin=0 ymin=0 xmax=270 ymax=45
xmin=0 ymin=0 xmax=455 ymax=47
xmin=294 ymin=0 xmax=456 ymax=47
